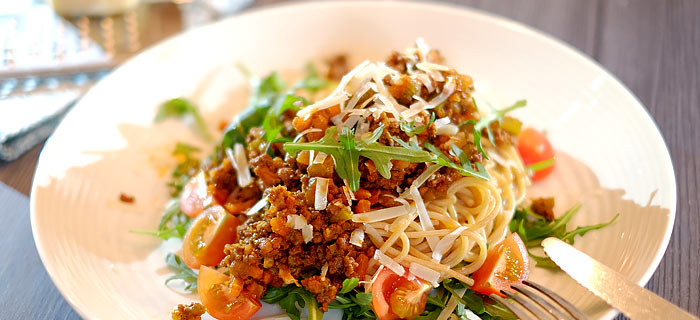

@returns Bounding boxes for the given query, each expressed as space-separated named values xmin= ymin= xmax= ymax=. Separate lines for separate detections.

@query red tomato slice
xmin=198 ymin=266 xmax=261 ymax=320
xmin=471 ymin=233 xmax=530 ymax=297
xmin=517 ymin=128 xmax=555 ymax=182
xmin=371 ymin=268 xmax=431 ymax=320
xmin=182 ymin=205 xmax=239 ymax=269
xmin=180 ymin=171 xmax=212 ymax=218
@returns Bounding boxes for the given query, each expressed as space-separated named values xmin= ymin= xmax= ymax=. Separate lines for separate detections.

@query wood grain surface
xmin=1 ymin=0 xmax=697 ymax=319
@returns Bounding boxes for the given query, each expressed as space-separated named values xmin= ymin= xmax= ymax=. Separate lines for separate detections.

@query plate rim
xmin=29 ymin=1 xmax=677 ymax=319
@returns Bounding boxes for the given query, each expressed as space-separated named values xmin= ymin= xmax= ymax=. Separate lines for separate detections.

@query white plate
xmin=31 ymin=1 xmax=676 ymax=319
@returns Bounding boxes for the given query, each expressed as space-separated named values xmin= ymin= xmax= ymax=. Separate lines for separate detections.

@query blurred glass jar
xmin=50 ymin=0 xmax=140 ymax=16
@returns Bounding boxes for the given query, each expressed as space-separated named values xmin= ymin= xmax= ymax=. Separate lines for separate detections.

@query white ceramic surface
xmin=30 ymin=1 xmax=676 ymax=319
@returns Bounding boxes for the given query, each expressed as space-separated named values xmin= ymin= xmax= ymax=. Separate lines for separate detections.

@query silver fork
xmin=489 ymin=280 xmax=588 ymax=320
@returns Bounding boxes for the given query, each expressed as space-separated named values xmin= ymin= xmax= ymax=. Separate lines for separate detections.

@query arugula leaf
xmin=262 ymin=285 xmax=324 ymax=320
xmin=483 ymin=303 xmax=518 ymax=320
xmin=330 ymin=279 xmax=375 ymax=320
xmin=455 ymin=303 xmax=481 ymax=320
xmin=559 ymin=213 xmax=619 ymax=244
xmin=390 ymin=135 xmax=422 ymax=151
xmin=167 ymin=143 xmax=201 ymax=197
xmin=339 ymin=278 xmax=360 ymax=294
xmin=528 ymin=250 xmax=561 ymax=269
xmin=155 ymin=98 xmax=213 ymax=142
xmin=284 ymin=126 xmax=432 ymax=191
xmin=222 ymin=71 xmax=286 ymax=148
xmin=164 ymin=253 xmax=198 ymax=292
xmin=510 ymin=203 xmax=619 ymax=270
xmin=223 ymin=65 xmax=320 ymax=150
xmin=442 ymin=280 xmax=485 ymax=314
xmin=459 ymin=100 xmax=527 ymax=159
xmin=423 ymin=142 xmax=489 ymax=180
xmin=416 ymin=310 xmax=442 ymax=320
xmin=401 ymin=112 xmax=436 ymax=137
xmin=426 ymin=295 xmax=445 ymax=308
xmin=131 ymin=199 xmax=191 ymax=239
xmin=293 ymin=63 xmax=331 ymax=93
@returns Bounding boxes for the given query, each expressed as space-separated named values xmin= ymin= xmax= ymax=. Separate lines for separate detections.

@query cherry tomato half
xmin=471 ymin=233 xmax=530 ymax=297
xmin=517 ymin=128 xmax=555 ymax=182
xmin=182 ymin=205 xmax=239 ymax=269
xmin=198 ymin=266 xmax=261 ymax=320
xmin=371 ymin=268 xmax=431 ymax=320
xmin=180 ymin=171 xmax=211 ymax=218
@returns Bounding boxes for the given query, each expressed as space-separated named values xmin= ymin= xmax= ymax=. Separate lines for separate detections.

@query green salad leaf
xmin=262 ymin=285 xmax=324 ymax=320
xmin=164 ymin=253 xmax=198 ymax=292
xmin=423 ymin=142 xmax=490 ymax=180
xmin=284 ymin=125 xmax=433 ymax=191
xmin=222 ymin=65 xmax=327 ymax=151
xmin=400 ymin=112 xmax=436 ymax=137
xmin=328 ymin=278 xmax=375 ymax=320
xmin=510 ymin=203 xmax=619 ymax=269
xmin=167 ymin=142 xmax=201 ymax=197
xmin=131 ymin=199 xmax=191 ymax=240
xmin=155 ymin=98 xmax=213 ymax=142
xmin=460 ymin=100 xmax=527 ymax=159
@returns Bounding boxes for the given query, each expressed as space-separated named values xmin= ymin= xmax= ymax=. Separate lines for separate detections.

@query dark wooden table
xmin=1 ymin=0 xmax=698 ymax=319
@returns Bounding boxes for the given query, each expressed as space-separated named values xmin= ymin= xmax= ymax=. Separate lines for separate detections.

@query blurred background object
xmin=0 ymin=0 xmax=252 ymax=161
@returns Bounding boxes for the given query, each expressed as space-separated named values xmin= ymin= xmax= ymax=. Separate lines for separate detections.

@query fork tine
xmin=502 ymin=289 xmax=556 ymax=320
xmin=524 ymin=280 xmax=589 ymax=320
xmin=512 ymin=283 xmax=572 ymax=320
xmin=490 ymin=293 xmax=537 ymax=320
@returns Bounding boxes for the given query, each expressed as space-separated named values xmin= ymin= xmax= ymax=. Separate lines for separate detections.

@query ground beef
xmin=531 ymin=197 xmax=555 ymax=220
xmin=326 ymin=55 xmax=348 ymax=81
xmin=209 ymin=47 xmax=518 ymax=312
xmin=171 ymin=302 xmax=205 ymax=320
xmin=222 ymin=186 xmax=374 ymax=311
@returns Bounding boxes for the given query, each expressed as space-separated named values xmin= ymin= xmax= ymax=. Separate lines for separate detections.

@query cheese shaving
xmin=363 ymin=223 xmax=383 ymax=243
xmin=432 ymin=226 xmax=467 ymax=262
xmin=410 ymin=186 xmax=439 ymax=250
xmin=425 ymin=76 xmax=455 ymax=109
xmin=321 ymin=263 xmax=329 ymax=279
xmin=314 ymin=177 xmax=329 ymax=210
xmin=409 ymin=262 xmax=441 ymax=287
xmin=313 ymin=152 xmax=327 ymax=164
xmin=350 ymin=229 xmax=365 ymax=247
xmin=301 ymin=224 xmax=313 ymax=243
xmin=346 ymin=79 xmax=373 ymax=110
xmin=416 ymin=62 xmax=449 ymax=72
xmin=289 ymin=214 xmax=314 ymax=243
xmin=415 ymin=38 xmax=430 ymax=62
xmin=353 ymin=205 xmax=409 ymax=223
xmin=436 ymin=124 xmax=458 ymax=136
xmin=412 ymin=164 xmax=442 ymax=188
xmin=292 ymin=128 xmax=321 ymax=142
xmin=414 ymin=73 xmax=434 ymax=92
xmin=374 ymin=250 xmax=405 ymax=276
xmin=226 ymin=144 xmax=252 ymax=187
xmin=246 ymin=196 xmax=268 ymax=216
